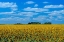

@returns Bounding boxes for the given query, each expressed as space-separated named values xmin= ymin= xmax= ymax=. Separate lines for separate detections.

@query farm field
xmin=0 ymin=25 xmax=64 ymax=42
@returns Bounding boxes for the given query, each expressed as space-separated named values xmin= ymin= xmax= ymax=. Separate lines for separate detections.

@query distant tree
xmin=14 ymin=23 xmax=22 ymax=25
xmin=28 ymin=22 xmax=41 ymax=24
xmin=28 ymin=22 xmax=31 ymax=24
xmin=44 ymin=22 xmax=52 ymax=24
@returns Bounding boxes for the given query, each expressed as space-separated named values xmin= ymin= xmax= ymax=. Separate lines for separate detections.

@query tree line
xmin=14 ymin=22 xmax=52 ymax=25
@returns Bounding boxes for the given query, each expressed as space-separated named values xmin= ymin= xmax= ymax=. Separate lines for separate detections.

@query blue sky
xmin=0 ymin=0 xmax=64 ymax=24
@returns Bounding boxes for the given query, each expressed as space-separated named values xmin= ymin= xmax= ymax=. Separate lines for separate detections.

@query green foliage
xmin=44 ymin=22 xmax=52 ymax=24
xmin=14 ymin=23 xmax=22 ymax=25
xmin=28 ymin=22 xmax=41 ymax=24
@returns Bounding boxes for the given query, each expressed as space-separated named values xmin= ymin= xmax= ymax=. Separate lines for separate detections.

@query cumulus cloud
xmin=0 ymin=2 xmax=18 ymax=16
xmin=0 ymin=2 xmax=18 ymax=11
xmin=0 ymin=17 xmax=30 ymax=22
xmin=43 ymin=2 xmax=49 ymax=4
xmin=57 ymin=15 xmax=64 ymax=19
xmin=55 ymin=17 xmax=63 ymax=21
xmin=44 ymin=4 xmax=64 ymax=8
xmin=48 ymin=10 xmax=64 ymax=16
xmin=33 ymin=15 xmax=47 ymax=21
xmin=0 ymin=2 xmax=64 ymax=23
xmin=55 ymin=15 xmax=64 ymax=21
xmin=55 ymin=19 xmax=63 ymax=21
xmin=0 ymin=11 xmax=39 ymax=17
xmin=34 ymin=4 xmax=38 ymax=7
xmin=44 ymin=10 xmax=64 ymax=16
xmin=44 ymin=10 xmax=64 ymax=21
xmin=0 ymin=11 xmax=15 ymax=14
xmin=25 ymin=1 xmax=35 ymax=4
xmin=23 ymin=7 xmax=49 ymax=12
xmin=18 ymin=12 xmax=38 ymax=17
xmin=33 ymin=9 xmax=64 ymax=21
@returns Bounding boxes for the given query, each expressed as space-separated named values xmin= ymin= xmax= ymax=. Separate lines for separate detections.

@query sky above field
xmin=0 ymin=0 xmax=64 ymax=24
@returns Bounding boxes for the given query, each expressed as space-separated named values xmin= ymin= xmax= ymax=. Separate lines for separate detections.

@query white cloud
xmin=43 ymin=2 xmax=49 ymax=4
xmin=55 ymin=15 xmax=64 ymax=21
xmin=33 ymin=15 xmax=47 ymax=21
xmin=44 ymin=10 xmax=64 ymax=16
xmin=11 ymin=7 xmax=18 ymax=11
xmin=44 ymin=10 xmax=64 ymax=21
xmin=57 ymin=15 xmax=63 ymax=19
xmin=33 ymin=10 xmax=64 ymax=21
xmin=34 ymin=4 xmax=38 ymax=7
xmin=47 ymin=16 xmax=56 ymax=21
xmin=48 ymin=10 xmax=64 ymax=16
xmin=23 ymin=7 xmax=49 ymax=12
xmin=0 ymin=2 xmax=18 ymax=11
xmin=44 ymin=4 xmax=64 ymax=8
xmin=25 ymin=1 xmax=34 ymax=4
xmin=0 ymin=11 xmax=38 ymax=17
xmin=0 ymin=11 xmax=15 ymax=14
xmin=18 ymin=12 xmax=38 ymax=17
xmin=55 ymin=18 xmax=63 ymax=21
xmin=0 ymin=17 xmax=30 ymax=22
xmin=0 ymin=2 xmax=18 ymax=16
xmin=33 ymin=15 xmax=64 ymax=22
